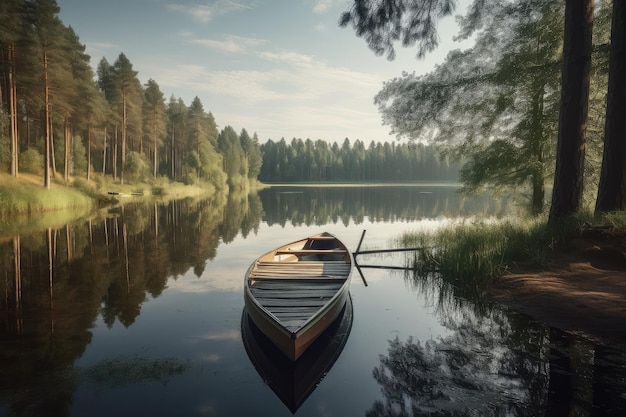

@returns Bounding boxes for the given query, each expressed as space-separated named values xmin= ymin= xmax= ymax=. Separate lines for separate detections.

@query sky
xmin=56 ymin=0 xmax=472 ymax=144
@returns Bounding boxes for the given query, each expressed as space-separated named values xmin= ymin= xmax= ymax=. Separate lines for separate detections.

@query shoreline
xmin=489 ymin=230 xmax=626 ymax=346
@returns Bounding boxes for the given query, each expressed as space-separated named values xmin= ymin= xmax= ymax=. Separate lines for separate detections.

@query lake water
xmin=1 ymin=185 xmax=625 ymax=417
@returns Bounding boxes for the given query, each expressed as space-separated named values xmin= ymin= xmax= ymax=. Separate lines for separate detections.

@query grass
xmin=0 ymin=172 xmax=225 ymax=238
xmin=397 ymin=210 xmax=620 ymax=289
xmin=0 ymin=172 xmax=95 ymax=214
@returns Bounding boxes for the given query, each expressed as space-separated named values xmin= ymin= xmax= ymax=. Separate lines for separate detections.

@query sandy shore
xmin=489 ymin=229 xmax=626 ymax=345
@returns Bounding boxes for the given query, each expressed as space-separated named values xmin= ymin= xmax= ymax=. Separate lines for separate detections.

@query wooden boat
xmin=243 ymin=232 xmax=353 ymax=361
xmin=241 ymin=297 xmax=353 ymax=412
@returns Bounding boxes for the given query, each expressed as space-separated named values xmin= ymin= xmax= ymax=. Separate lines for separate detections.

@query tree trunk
xmin=87 ymin=125 xmax=92 ymax=181
xmin=9 ymin=43 xmax=19 ymax=177
xmin=121 ymin=91 xmax=126 ymax=184
xmin=596 ymin=0 xmax=626 ymax=212
xmin=44 ymin=50 xmax=51 ymax=189
xmin=548 ymin=0 xmax=593 ymax=225
xmin=102 ymin=126 xmax=107 ymax=175
xmin=64 ymin=117 xmax=70 ymax=183
xmin=113 ymin=124 xmax=118 ymax=180
xmin=153 ymin=123 xmax=157 ymax=178
xmin=530 ymin=76 xmax=546 ymax=215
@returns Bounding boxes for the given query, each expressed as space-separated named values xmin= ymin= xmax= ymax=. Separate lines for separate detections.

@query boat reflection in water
xmin=241 ymin=297 xmax=353 ymax=413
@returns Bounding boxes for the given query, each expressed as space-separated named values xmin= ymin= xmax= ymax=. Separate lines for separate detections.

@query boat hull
xmin=241 ymin=296 xmax=353 ymax=412
xmin=243 ymin=232 xmax=353 ymax=361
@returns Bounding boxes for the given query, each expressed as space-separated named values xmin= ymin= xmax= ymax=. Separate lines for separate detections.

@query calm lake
xmin=1 ymin=185 xmax=625 ymax=417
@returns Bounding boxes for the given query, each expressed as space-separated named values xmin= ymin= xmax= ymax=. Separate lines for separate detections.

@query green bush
xmin=20 ymin=148 xmax=44 ymax=174
xmin=72 ymin=177 xmax=93 ymax=195
xmin=124 ymin=151 xmax=151 ymax=183
xmin=72 ymin=135 xmax=88 ymax=175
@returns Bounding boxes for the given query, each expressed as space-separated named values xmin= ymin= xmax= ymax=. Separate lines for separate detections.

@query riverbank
xmin=489 ymin=227 xmax=626 ymax=345
xmin=0 ymin=172 xmax=220 ymax=214
xmin=0 ymin=172 xmax=219 ymax=237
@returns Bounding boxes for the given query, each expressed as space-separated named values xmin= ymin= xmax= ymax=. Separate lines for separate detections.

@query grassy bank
xmin=0 ymin=173 xmax=228 ymax=239
xmin=0 ymin=172 xmax=96 ymax=214
xmin=397 ymin=211 xmax=626 ymax=288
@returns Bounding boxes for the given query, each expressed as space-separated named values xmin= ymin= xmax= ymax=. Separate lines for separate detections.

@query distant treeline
xmin=259 ymin=138 xmax=460 ymax=182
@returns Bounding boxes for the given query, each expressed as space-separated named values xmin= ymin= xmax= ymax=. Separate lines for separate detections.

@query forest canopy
xmin=341 ymin=0 xmax=622 ymax=218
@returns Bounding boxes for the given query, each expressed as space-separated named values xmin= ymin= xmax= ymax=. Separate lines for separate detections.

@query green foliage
xmin=259 ymin=138 xmax=459 ymax=182
xmin=198 ymin=141 xmax=227 ymax=188
xmin=71 ymin=177 xmax=94 ymax=196
xmin=19 ymin=148 xmax=44 ymax=174
xmin=123 ymin=151 xmax=151 ymax=183
xmin=603 ymin=211 xmax=626 ymax=230
xmin=399 ymin=218 xmax=554 ymax=285
xmin=0 ymin=173 xmax=93 ymax=217
xmin=398 ymin=209 xmax=625 ymax=290
xmin=72 ymin=135 xmax=88 ymax=175
xmin=371 ymin=0 xmax=612 ymax=215
xmin=339 ymin=0 xmax=456 ymax=60
xmin=0 ymin=109 xmax=10 ymax=172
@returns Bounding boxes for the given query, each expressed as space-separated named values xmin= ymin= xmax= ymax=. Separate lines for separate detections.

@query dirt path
xmin=489 ymin=229 xmax=626 ymax=345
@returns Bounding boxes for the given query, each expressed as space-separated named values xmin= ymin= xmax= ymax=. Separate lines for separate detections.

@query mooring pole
xmin=353 ymin=230 xmax=368 ymax=286
xmin=354 ymin=229 xmax=366 ymax=256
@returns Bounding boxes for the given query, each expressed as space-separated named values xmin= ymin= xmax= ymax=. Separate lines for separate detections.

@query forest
xmin=341 ymin=0 xmax=625 ymax=220
xmin=0 ymin=0 xmax=459 ymax=199
xmin=259 ymin=138 xmax=460 ymax=183
xmin=0 ymin=0 xmax=263 ymax=193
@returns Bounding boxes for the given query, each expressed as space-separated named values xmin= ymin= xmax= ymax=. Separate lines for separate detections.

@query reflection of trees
xmin=367 ymin=306 xmax=537 ymax=417
xmin=259 ymin=186 xmax=509 ymax=226
xmin=0 ymin=191 xmax=263 ymax=416
xmin=369 ymin=268 xmax=626 ymax=416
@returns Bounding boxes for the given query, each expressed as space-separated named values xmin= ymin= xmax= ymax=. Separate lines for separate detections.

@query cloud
xmin=191 ymin=35 xmax=268 ymax=54
xmin=144 ymin=40 xmax=386 ymax=141
xmin=84 ymin=41 xmax=119 ymax=57
xmin=167 ymin=0 xmax=253 ymax=23
xmin=312 ymin=0 xmax=334 ymax=14
xmin=258 ymin=50 xmax=314 ymax=66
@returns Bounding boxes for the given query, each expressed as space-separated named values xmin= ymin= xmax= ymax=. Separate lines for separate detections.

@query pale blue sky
xmin=57 ymin=0 xmax=471 ymax=144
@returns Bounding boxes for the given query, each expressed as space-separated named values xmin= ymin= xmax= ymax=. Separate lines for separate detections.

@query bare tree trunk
xmin=50 ymin=117 xmax=57 ymax=177
xmin=171 ymin=128 xmax=176 ymax=180
xmin=121 ymin=91 xmax=126 ymax=184
xmin=87 ymin=126 xmax=92 ymax=181
xmin=64 ymin=117 xmax=70 ymax=183
xmin=102 ymin=126 xmax=107 ymax=175
xmin=44 ymin=50 xmax=51 ymax=189
xmin=530 ymin=76 xmax=546 ymax=215
xmin=596 ymin=0 xmax=626 ymax=212
xmin=113 ymin=124 xmax=118 ymax=181
xmin=548 ymin=0 xmax=593 ymax=225
xmin=9 ymin=43 xmax=19 ymax=177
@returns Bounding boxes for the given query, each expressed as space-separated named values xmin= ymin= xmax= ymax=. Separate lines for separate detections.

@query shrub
xmin=20 ymin=148 xmax=44 ymax=174
xmin=124 ymin=151 xmax=151 ymax=183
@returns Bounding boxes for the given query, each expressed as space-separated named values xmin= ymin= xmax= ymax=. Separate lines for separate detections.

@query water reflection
xmin=241 ymin=298 xmax=353 ymax=413
xmin=0 ymin=191 xmax=263 ymax=416
xmin=259 ymin=185 xmax=509 ymax=226
xmin=370 ymin=266 xmax=626 ymax=416
xmin=0 ymin=186 xmax=625 ymax=416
